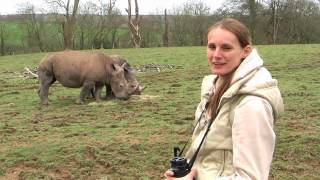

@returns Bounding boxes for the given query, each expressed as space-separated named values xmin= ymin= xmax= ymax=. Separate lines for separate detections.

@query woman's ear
xmin=242 ymin=45 xmax=252 ymax=59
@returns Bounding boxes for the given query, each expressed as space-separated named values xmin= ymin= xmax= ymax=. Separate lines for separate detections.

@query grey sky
xmin=0 ymin=0 xmax=224 ymax=15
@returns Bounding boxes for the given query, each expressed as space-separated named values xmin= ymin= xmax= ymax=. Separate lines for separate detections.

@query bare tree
xmin=282 ymin=0 xmax=320 ymax=43
xmin=75 ymin=2 xmax=97 ymax=49
xmin=17 ymin=3 xmax=45 ymax=52
xmin=248 ymin=0 xmax=257 ymax=43
xmin=126 ymin=0 xmax=141 ymax=48
xmin=191 ymin=1 xmax=210 ymax=45
xmin=98 ymin=0 xmax=122 ymax=49
xmin=72 ymin=0 xmax=123 ymax=49
xmin=163 ymin=9 xmax=169 ymax=47
xmin=170 ymin=1 xmax=210 ymax=46
xmin=140 ymin=14 xmax=163 ymax=47
xmin=217 ymin=0 xmax=259 ymax=43
xmin=46 ymin=0 xmax=80 ymax=49
xmin=91 ymin=0 xmax=114 ymax=49
xmin=269 ymin=0 xmax=282 ymax=44
xmin=170 ymin=8 xmax=190 ymax=46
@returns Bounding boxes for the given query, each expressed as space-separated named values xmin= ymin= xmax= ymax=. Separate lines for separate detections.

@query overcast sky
xmin=0 ymin=0 xmax=224 ymax=15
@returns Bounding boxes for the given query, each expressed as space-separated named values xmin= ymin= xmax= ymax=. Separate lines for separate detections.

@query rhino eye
xmin=119 ymin=84 xmax=124 ymax=89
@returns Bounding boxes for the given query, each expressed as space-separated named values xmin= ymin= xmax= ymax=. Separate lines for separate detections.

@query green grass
xmin=0 ymin=45 xmax=319 ymax=179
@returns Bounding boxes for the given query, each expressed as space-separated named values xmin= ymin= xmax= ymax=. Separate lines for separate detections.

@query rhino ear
xmin=112 ymin=63 xmax=122 ymax=72
xmin=123 ymin=62 xmax=135 ymax=72
xmin=121 ymin=62 xmax=132 ymax=72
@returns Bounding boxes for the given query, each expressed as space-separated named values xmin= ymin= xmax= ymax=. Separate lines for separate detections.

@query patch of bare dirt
xmin=48 ymin=167 xmax=73 ymax=180
xmin=0 ymin=164 xmax=57 ymax=180
xmin=0 ymin=166 xmax=25 ymax=180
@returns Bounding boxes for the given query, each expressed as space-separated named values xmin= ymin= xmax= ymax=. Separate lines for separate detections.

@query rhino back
xmin=49 ymin=51 xmax=111 ymax=88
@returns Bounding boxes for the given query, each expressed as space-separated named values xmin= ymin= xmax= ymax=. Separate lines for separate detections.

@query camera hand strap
xmin=188 ymin=116 xmax=214 ymax=168
xmin=175 ymin=103 xmax=209 ymax=157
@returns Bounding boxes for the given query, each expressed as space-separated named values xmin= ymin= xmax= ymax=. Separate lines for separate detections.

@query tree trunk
xmin=63 ymin=0 xmax=80 ymax=50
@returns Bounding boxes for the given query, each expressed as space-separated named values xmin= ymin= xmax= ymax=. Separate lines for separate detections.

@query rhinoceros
xmin=37 ymin=50 xmax=131 ymax=105
xmin=85 ymin=55 xmax=145 ymax=99
xmin=107 ymin=55 xmax=145 ymax=97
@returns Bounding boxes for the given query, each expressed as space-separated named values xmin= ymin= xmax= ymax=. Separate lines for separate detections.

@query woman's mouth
xmin=213 ymin=62 xmax=225 ymax=65
xmin=213 ymin=62 xmax=226 ymax=68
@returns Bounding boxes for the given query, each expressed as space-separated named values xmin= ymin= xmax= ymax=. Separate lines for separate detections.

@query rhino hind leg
xmin=38 ymin=70 xmax=56 ymax=105
xmin=82 ymin=87 xmax=94 ymax=100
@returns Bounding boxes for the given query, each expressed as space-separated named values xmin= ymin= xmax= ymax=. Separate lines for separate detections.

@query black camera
xmin=169 ymin=147 xmax=191 ymax=178
xmin=168 ymin=107 xmax=211 ymax=178
xmin=170 ymin=156 xmax=191 ymax=178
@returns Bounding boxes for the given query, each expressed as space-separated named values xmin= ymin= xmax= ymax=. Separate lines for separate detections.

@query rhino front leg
xmin=38 ymin=69 xmax=56 ymax=105
xmin=105 ymin=84 xmax=115 ymax=99
xmin=78 ymin=81 xmax=95 ymax=104
xmin=94 ymin=84 xmax=104 ymax=102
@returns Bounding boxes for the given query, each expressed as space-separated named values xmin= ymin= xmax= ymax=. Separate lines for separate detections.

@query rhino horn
xmin=130 ymin=85 xmax=145 ymax=95
xmin=139 ymin=85 xmax=146 ymax=92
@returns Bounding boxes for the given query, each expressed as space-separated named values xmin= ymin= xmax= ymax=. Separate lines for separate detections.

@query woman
xmin=164 ymin=18 xmax=284 ymax=179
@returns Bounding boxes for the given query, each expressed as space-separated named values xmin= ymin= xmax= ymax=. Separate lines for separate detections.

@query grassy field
xmin=0 ymin=45 xmax=319 ymax=179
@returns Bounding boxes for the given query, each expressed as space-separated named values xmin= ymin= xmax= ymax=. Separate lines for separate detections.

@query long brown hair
xmin=207 ymin=18 xmax=251 ymax=119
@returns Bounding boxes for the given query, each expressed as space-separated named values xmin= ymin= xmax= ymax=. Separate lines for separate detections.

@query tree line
xmin=0 ymin=0 xmax=320 ymax=56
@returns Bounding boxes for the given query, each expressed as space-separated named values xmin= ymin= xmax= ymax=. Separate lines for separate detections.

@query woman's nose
xmin=213 ymin=48 xmax=221 ymax=58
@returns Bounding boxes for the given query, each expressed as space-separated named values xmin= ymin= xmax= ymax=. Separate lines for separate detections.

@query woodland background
xmin=0 ymin=0 xmax=320 ymax=179
xmin=0 ymin=0 xmax=320 ymax=55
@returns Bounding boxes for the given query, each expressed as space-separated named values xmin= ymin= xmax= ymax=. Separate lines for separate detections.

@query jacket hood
xmin=226 ymin=49 xmax=284 ymax=120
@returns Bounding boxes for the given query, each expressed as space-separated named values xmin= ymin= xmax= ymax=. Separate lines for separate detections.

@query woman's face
xmin=207 ymin=27 xmax=251 ymax=76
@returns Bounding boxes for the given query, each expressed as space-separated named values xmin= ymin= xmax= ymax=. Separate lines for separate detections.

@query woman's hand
xmin=163 ymin=169 xmax=197 ymax=180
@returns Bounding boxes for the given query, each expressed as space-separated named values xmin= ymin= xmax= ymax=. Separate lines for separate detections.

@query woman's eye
xmin=222 ymin=45 xmax=232 ymax=50
xmin=208 ymin=44 xmax=216 ymax=49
